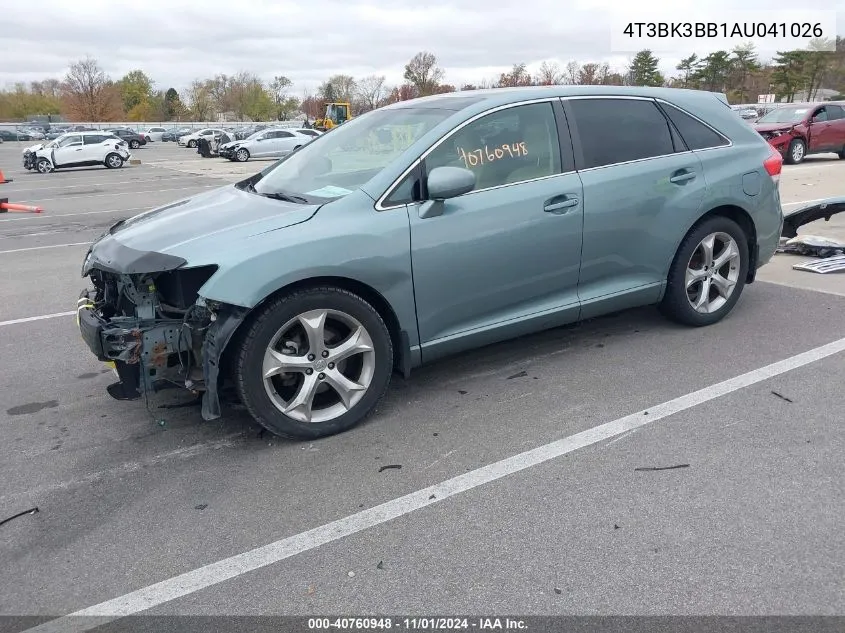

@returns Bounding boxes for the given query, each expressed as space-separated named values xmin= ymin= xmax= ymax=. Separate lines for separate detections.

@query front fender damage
xmin=200 ymin=303 xmax=248 ymax=421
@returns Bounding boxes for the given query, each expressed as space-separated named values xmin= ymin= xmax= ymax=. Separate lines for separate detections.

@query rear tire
xmin=129 ymin=140 xmax=140 ymax=149
xmin=188 ymin=140 xmax=197 ymax=148
xmin=659 ymin=216 xmax=749 ymax=327
xmin=785 ymin=138 xmax=806 ymax=164
xmin=838 ymin=147 xmax=845 ymax=159
xmin=234 ymin=286 xmax=393 ymax=440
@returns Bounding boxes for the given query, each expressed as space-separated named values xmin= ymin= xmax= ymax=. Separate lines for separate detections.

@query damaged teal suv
xmin=78 ymin=85 xmax=784 ymax=439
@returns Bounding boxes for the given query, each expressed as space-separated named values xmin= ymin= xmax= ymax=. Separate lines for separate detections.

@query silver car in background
xmin=218 ymin=128 xmax=320 ymax=162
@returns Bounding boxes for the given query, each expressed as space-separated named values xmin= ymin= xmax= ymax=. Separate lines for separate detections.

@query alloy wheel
xmin=791 ymin=141 xmax=804 ymax=163
xmin=685 ymin=232 xmax=741 ymax=314
xmin=236 ymin=148 xmax=249 ymax=162
xmin=262 ymin=309 xmax=376 ymax=423
xmin=107 ymin=155 xmax=122 ymax=168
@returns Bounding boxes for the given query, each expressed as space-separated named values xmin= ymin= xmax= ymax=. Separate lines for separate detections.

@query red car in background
xmin=753 ymin=101 xmax=845 ymax=164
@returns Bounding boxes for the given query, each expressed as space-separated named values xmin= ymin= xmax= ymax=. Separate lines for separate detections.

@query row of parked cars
xmin=174 ymin=125 xmax=322 ymax=162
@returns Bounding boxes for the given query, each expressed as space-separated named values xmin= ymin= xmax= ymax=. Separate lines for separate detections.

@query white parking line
xmin=20 ymin=184 xmax=218 ymax=203
xmin=0 ymin=206 xmax=149 ymax=222
xmin=19 ymin=335 xmax=845 ymax=633
xmin=0 ymin=174 xmax=201 ymax=194
xmin=0 ymin=242 xmax=89 ymax=255
xmin=782 ymin=197 xmax=840 ymax=208
xmin=0 ymin=311 xmax=76 ymax=327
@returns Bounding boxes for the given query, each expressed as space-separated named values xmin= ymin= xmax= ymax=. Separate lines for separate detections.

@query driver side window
xmin=813 ymin=108 xmax=828 ymax=122
xmin=58 ymin=136 xmax=81 ymax=147
xmin=423 ymin=102 xmax=562 ymax=193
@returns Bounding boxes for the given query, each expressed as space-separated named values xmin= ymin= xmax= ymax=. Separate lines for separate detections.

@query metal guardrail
xmin=0 ymin=120 xmax=309 ymax=137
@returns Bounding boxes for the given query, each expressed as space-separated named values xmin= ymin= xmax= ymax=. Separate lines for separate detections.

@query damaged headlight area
xmin=77 ymin=262 xmax=247 ymax=420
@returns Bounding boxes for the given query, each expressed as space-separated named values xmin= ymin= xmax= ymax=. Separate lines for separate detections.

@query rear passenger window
xmin=659 ymin=103 xmax=730 ymax=150
xmin=569 ymin=98 xmax=675 ymax=169
xmin=83 ymin=135 xmax=102 ymax=144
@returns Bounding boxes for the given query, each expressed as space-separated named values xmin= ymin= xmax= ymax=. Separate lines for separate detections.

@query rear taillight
xmin=763 ymin=146 xmax=782 ymax=183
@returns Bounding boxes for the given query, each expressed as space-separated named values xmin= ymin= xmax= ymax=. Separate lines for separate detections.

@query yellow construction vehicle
xmin=314 ymin=102 xmax=352 ymax=131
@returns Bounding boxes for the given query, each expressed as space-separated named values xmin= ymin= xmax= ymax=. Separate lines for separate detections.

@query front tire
xmin=188 ymin=140 xmax=197 ymax=148
xmin=234 ymin=148 xmax=250 ymax=162
xmin=659 ymin=216 xmax=749 ymax=327
xmin=234 ymin=287 xmax=394 ymax=440
xmin=104 ymin=153 xmax=124 ymax=169
xmin=785 ymin=138 xmax=806 ymax=164
xmin=36 ymin=158 xmax=53 ymax=173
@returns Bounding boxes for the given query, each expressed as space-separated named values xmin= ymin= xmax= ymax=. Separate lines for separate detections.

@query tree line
xmin=1 ymin=39 xmax=843 ymax=124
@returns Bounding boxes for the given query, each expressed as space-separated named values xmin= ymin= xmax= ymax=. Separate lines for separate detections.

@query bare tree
xmin=355 ymin=75 xmax=387 ymax=111
xmin=497 ymin=63 xmax=534 ymax=87
xmin=61 ymin=56 xmax=122 ymax=121
xmin=535 ymin=61 xmax=563 ymax=85
xmin=403 ymin=51 xmax=445 ymax=96
xmin=185 ymin=79 xmax=213 ymax=121
xmin=564 ymin=61 xmax=581 ymax=84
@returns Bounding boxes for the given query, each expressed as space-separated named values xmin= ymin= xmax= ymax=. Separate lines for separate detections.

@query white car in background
xmin=177 ymin=128 xmax=229 ymax=148
xmin=217 ymin=128 xmax=318 ymax=162
xmin=145 ymin=127 xmax=168 ymax=142
xmin=22 ymin=131 xmax=131 ymax=173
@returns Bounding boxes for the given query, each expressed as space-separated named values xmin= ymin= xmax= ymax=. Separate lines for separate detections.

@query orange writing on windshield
xmin=457 ymin=142 xmax=528 ymax=167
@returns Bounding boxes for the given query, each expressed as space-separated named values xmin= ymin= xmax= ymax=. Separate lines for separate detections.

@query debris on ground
xmin=429 ymin=494 xmax=436 ymax=500
xmin=778 ymin=235 xmax=845 ymax=258
xmin=458 ymin=390 xmax=468 ymax=395
xmin=792 ymin=254 xmax=845 ymax=274
xmin=771 ymin=391 xmax=793 ymax=403
xmin=347 ymin=571 xmax=355 ymax=578
xmin=554 ymin=588 xmax=562 ymax=595
xmin=378 ymin=464 xmax=402 ymax=473
xmin=614 ymin=524 xmax=620 ymax=529
xmin=507 ymin=371 xmax=528 ymax=380
xmin=0 ymin=507 xmax=39 ymax=527
xmin=376 ymin=561 xmax=384 ymax=570
xmin=194 ymin=504 xmax=208 ymax=510
xmin=780 ymin=197 xmax=845 ymax=239
xmin=634 ymin=464 xmax=690 ymax=471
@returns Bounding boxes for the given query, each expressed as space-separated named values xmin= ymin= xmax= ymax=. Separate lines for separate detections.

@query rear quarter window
xmin=658 ymin=102 xmax=731 ymax=150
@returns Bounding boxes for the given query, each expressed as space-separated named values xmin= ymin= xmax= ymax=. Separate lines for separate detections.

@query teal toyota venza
xmin=78 ymin=86 xmax=784 ymax=439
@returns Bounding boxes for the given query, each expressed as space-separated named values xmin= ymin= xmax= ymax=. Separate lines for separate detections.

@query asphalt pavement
xmin=0 ymin=140 xmax=844 ymax=630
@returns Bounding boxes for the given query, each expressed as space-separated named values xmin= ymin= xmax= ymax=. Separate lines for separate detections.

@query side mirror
xmin=427 ymin=166 xmax=475 ymax=200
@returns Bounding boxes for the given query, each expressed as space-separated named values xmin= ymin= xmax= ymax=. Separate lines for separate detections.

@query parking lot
xmin=1 ymin=139 xmax=844 ymax=628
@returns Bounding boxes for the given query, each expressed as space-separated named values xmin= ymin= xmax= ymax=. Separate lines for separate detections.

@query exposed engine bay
xmin=77 ymin=263 xmax=246 ymax=420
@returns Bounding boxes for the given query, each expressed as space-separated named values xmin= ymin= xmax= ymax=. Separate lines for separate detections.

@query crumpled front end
xmin=77 ymin=253 xmax=246 ymax=419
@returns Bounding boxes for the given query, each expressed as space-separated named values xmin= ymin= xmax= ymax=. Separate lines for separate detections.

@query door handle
xmin=669 ymin=170 xmax=696 ymax=184
xmin=544 ymin=196 xmax=579 ymax=214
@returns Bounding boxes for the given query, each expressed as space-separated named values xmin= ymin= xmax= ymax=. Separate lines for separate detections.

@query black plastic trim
xmin=85 ymin=237 xmax=187 ymax=275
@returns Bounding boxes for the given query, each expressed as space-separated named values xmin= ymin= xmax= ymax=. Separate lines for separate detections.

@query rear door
xmin=819 ymin=105 xmax=845 ymax=152
xmin=561 ymin=96 xmax=708 ymax=317
xmin=81 ymin=134 xmax=108 ymax=162
xmin=405 ymin=99 xmax=585 ymax=361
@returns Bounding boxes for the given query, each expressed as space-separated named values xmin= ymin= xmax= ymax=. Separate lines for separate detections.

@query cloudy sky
xmin=1 ymin=0 xmax=841 ymax=94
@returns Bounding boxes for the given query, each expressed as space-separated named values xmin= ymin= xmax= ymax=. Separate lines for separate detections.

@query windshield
xmin=252 ymin=107 xmax=453 ymax=201
xmin=245 ymin=130 xmax=266 ymax=141
xmin=757 ymin=107 xmax=809 ymax=124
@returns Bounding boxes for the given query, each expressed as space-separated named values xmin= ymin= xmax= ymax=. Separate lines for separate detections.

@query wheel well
xmin=220 ymin=276 xmax=407 ymax=378
xmin=697 ymin=204 xmax=758 ymax=282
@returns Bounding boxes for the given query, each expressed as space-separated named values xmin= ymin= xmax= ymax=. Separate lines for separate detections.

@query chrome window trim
xmin=375 ymin=97 xmax=570 ymax=211
xmin=561 ymin=95 xmax=733 ymax=172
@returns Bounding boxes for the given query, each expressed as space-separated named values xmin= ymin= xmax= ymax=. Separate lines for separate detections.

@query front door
xmin=407 ymin=101 xmax=584 ymax=361
xmin=52 ymin=135 xmax=85 ymax=166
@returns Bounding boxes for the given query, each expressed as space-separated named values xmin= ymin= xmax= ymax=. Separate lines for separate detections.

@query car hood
xmin=219 ymin=141 xmax=238 ymax=149
xmin=83 ymin=184 xmax=322 ymax=274
xmin=754 ymin=123 xmax=798 ymax=133
xmin=23 ymin=142 xmax=45 ymax=153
